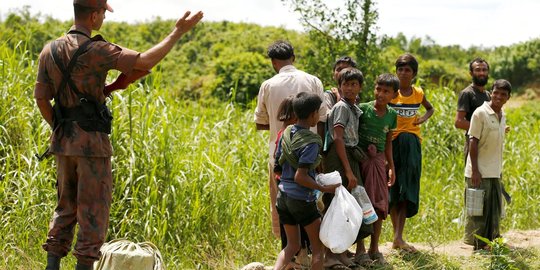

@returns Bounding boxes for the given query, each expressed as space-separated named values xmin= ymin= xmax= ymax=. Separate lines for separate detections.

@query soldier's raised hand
xmin=175 ymin=11 xmax=204 ymax=35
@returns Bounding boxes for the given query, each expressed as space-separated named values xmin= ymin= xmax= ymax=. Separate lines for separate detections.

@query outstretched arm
xmin=133 ymin=11 xmax=204 ymax=71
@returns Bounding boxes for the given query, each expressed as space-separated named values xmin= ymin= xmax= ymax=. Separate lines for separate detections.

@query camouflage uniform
xmin=34 ymin=25 xmax=139 ymax=265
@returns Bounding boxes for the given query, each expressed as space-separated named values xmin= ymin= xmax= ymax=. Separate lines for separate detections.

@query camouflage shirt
xmin=34 ymin=25 xmax=139 ymax=157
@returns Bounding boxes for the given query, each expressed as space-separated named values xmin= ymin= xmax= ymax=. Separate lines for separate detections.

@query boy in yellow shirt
xmin=388 ymin=53 xmax=434 ymax=253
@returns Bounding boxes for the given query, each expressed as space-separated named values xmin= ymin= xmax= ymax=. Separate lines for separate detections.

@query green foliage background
xmin=1 ymin=8 xmax=539 ymax=270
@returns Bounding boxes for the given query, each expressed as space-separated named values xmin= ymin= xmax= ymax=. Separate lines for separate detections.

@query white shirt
xmin=465 ymin=102 xmax=506 ymax=178
xmin=254 ymin=65 xmax=327 ymax=165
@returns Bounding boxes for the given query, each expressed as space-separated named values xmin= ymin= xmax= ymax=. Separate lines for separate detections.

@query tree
xmin=281 ymin=0 xmax=383 ymax=99
xmin=491 ymin=39 xmax=540 ymax=91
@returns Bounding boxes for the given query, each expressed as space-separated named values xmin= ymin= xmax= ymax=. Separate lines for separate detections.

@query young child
xmin=388 ymin=53 xmax=434 ymax=253
xmin=322 ymin=67 xmax=364 ymax=269
xmin=274 ymin=96 xmax=310 ymax=269
xmin=464 ymin=79 xmax=511 ymax=250
xmin=323 ymin=56 xmax=358 ymax=111
xmin=355 ymin=73 xmax=398 ymax=266
xmin=273 ymin=92 xmax=340 ymax=270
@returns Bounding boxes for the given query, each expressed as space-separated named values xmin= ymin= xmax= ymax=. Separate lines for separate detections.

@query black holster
xmin=53 ymin=97 xmax=112 ymax=134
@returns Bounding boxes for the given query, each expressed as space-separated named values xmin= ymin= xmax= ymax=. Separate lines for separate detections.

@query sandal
xmin=353 ymin=253 xmax=373 ymax=267
xmin=285 ymin=261 xmax=303 ymax=270
xmin=295 ymin=248 xmax=311 ymax=268
xmin=369 ymin=251 xmax=388 ymax=266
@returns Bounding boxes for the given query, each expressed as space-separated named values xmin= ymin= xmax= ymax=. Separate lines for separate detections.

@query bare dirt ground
xmin=241 ymin=230 xmax=540 ymax=270
xmin=378 ymin=229 xmax=540 ymax=257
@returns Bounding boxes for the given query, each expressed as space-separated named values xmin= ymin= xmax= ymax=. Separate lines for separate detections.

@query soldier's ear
xmin=90 ymin=9 xmax=100 ymax=23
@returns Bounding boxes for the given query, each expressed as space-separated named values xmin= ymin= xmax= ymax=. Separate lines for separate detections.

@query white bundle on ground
xmin=93 ymin=239 xmax=165 ymax=270
xmin=319 ymin=186 xmax=363 ymax=253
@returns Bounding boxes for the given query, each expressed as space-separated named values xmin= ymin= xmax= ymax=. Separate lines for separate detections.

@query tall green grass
xmin=0 ymin=40 xmax=276 ymax=269
xmin=1 ymin=38 xmax=539 ymax=269
xmin=380 ymin=84 xmax=540 ymax=248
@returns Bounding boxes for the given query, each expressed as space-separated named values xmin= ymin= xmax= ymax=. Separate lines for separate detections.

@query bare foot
xmin=392 ymin=240 xmax=418 ymax=253
xmin=338 ymin=252 xmax=354 ymax=267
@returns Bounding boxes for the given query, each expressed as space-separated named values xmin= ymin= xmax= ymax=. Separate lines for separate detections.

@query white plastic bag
xmin=319 ymin=186 xmax=363 ymax=253
xmin=315 ymin=171 xmax=342 ymax=186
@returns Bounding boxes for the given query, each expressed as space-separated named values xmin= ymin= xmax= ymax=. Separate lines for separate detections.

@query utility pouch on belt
xmin=50 ymin=32 xmax=112 ymax=134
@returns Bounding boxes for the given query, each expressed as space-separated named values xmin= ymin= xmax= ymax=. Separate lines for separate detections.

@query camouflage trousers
xmin=43 ymin=155 xmax=112 ymax=265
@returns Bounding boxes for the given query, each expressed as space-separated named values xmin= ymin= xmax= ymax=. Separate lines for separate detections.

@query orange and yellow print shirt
xmin=389 ymin=86 xmax=424 ymax=141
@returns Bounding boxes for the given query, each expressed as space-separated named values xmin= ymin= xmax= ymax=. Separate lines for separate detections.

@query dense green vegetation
xmin=1 ymin=8 xmax=539 ymax=269
xmin=2 ymin=7 xmax=539 ymax=104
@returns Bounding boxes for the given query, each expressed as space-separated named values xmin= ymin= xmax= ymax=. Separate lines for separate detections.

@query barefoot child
xmin=322 ymin=67 xmax=364 ymax=269
xmin=274 ymin=96 xmax=310 ymax=268
xmin=355 ymin=73 xmax=398 ymax=266
xmin=388 ymin=54 xmax=434 ymax=253
xmin=273 ymin=92 xmax=340 ymax=270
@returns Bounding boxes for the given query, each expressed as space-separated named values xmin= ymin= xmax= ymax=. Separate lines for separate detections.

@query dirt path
xmin=378 ymin=229 xmax=540 ymax=257
xmin=241 ymin=230 xmax=540 ymax=269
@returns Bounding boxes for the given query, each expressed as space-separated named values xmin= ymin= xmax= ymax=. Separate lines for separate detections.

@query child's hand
xmin=345 ymin=172 xmax=358 ymax=190
xmin=321 ymin=183 xmax=341 ymax=194
xmin=387 ymin=168 xmax=396 ymax=187
xmin=413 ymin=115 xmax=427 ymax=126
xmin=367 ymin=144 xmax=377 ymax=158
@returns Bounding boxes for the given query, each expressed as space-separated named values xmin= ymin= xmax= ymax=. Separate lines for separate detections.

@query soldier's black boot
xmin=45 ymin=253 xmax=61 ymax=270
xmin=75 ymin=263 xmax=93 ymax=270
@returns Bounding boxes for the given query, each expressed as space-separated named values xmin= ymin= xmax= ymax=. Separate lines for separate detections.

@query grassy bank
xmin=1 ymin=40 xmax=539 ymax=269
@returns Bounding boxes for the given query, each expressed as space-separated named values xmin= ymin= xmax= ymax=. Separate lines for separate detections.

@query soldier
xmin=34 ymin=1 xmax=202 ymax=269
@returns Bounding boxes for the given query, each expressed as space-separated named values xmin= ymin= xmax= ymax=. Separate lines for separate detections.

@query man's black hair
xmin=267 ymin=40 xmax=295 ymax=60
xmin=469 ymin=57 xmax=490 ymax=72
xmin=293 ymin=92 xmax=322 ymax=120
xmin=491 ymin=79 xmax=512 ymax=95
xmin=338 ymin=67 xmax=364 ymax=86
xmin=376 ymin=73 xmax=400 ymax=92
xmin=395 ymin=53 xmax=419 ymax=76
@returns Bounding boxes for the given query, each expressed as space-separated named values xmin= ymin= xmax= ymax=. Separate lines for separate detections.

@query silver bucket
xmin=466 ymin=188 xmax=484 ymax=216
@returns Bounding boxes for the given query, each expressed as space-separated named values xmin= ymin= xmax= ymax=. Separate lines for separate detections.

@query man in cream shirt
xmin=254 ymin=40 xmax=327 ymax=240
xmin=464 ymin=79 xmax=511 ymax=251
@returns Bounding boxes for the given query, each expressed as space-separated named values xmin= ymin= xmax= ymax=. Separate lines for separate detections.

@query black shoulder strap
xmin=50 ymin=38 xmax=94 ymax=102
